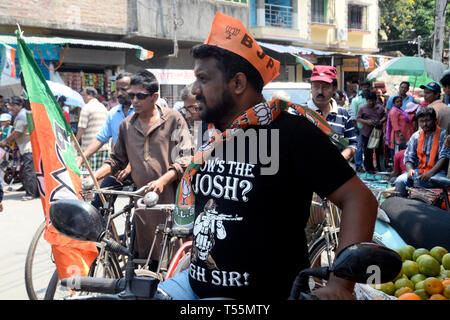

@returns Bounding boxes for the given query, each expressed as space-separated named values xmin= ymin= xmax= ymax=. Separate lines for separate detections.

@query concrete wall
xmin=133 ymin=0 xmax=249 ymax=42
xmin=0 ymin=0 xmax=128 ymax=35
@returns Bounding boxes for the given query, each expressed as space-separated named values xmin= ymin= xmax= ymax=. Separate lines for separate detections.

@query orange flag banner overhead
xmin=16 ymin=30 xmax=98 ymax=280
xmin=205 ymin=12 xmax=280 ymax=85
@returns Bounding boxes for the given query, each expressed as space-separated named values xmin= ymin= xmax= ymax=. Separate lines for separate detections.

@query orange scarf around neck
xmin=417 ymin=126 xmax=440 ymax=174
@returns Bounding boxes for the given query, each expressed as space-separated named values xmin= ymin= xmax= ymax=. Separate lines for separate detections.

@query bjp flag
xmin=16 ymin=30 xmax=98 ymax=281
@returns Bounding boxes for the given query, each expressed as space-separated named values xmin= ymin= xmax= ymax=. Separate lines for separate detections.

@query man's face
xmin=399 ymin=83 xmax=410 ymax=95
xmin=361 ymin=85 xmax=371 ymax=96
xmin=183 ymin=95 xmax=200 ymax=124
xmin=116 ymin=77 xmax=131 ymax=106
xmin=192 ymin=57 xmax=234 ymax=124
xmin=8 ymin=103 xmax=21 ymax=116
xmin=423 ymin=88 xmax=439 ymax=103
xmin=127 ymin=84 xmax=157 ymax=114
xmin=443 ymin=84 xmax=450 ymax=96
xmin=311 ymin=81 xmax=336 ymax=106
xmin=418 ymin=115 xmax=436 ymax=134
xmin=367 ymin=98 xmax=377 ymax=108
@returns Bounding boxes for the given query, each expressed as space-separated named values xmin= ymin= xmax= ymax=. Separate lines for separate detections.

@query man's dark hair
xmin=0 ymin=95 xmax=3 ymax=99
xmin=130 ymin=69 xmax=159 ymax=94
xmin=57 ymin=95 xmax=67 ymax=103
xmin=85 ymin=87 xmax=98 ymax=98
xmin=191 ymin=44 xmax=264 ymax=93
xmin=336 ymin=90 xmax=345 ymax=98
xmin=416 ymin=107 xmax=437 ymax=121
xmin=116 ymin=72 xmax=133 ymax=81
xmin=10 ymin=96 xmax=24 ymax=106
xmin=361 ymin=81 xmax=372 ymax=88
xmin=366 ymin=91 xmax=377 ymax=101
xmin=440 ymin=74 xmax=450 ymax=87
xmin=400 ymin=81 xmax=410 ymax=88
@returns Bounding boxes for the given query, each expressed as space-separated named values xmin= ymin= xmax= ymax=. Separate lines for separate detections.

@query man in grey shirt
xmin=0 ymin=96 xmax=39 ymax=200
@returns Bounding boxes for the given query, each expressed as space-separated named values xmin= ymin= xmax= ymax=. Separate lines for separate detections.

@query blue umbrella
xmin=46 ymin=80 xmax=85 ymax=108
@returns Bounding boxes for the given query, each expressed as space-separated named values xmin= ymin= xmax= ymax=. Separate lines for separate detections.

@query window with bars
xmin=311 ymin=0 xmax=327 ymax=23
xmin=348 ymin=5 xmax=367 ymax=30
xmin=311 ymin=0 xmax=335 ymax=24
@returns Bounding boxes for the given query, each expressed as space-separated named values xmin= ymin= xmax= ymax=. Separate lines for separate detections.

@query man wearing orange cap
xmin=157 ymin=12 xmax=377 ymax=301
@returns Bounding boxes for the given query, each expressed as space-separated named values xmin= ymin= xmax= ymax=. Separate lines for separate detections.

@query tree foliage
xmin=379 ymin=0 xmax=449 ymax=57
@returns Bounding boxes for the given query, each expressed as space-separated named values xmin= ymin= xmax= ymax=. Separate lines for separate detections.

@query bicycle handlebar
xmin=86 ymin=185 xmax=147 ymax=197
xmin=61 ymin=276 xmax=125 ymax=295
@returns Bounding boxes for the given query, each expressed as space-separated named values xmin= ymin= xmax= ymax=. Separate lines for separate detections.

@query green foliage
xmin=379 ymin=0 xmax=450 ymax=57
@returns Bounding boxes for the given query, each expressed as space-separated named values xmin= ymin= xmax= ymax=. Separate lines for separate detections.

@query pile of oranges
xmin=371 ymin=245 xmax=450 ymax=300
xmin=397 ymin=277 xmax=450 ymax=300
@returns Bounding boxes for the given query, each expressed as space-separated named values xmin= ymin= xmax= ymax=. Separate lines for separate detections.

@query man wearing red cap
xmin=157 ymin=12 xmax=377 ymax=301
xmin=289 ymin=65 xmax=357 ymax=161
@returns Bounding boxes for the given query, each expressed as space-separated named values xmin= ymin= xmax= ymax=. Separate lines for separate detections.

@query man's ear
xmin=230 ymin=72 xmax=248 ymax=95
xmin=152 ymin=92 xmax=159 ymax=103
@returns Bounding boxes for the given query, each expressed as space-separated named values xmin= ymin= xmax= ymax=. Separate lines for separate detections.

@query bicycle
xmin=24 ymin=181 xmax=139 ymax=300
xmin=48 ymin=191 xmax=192 ymax=299
xmin=43 ymin=183 xmax=145 ymax=300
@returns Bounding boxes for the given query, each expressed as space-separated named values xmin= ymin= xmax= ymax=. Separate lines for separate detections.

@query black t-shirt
xmin=188 ymin=111 xmax=355 ymax=299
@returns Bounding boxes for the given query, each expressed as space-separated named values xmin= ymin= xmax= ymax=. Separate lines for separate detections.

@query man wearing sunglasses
xmin=91 ymin=69 xmax=193 ymax=266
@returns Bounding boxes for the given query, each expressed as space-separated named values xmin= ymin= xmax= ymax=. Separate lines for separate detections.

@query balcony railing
xmin=265 ymin=3 xmax=293 ymax=28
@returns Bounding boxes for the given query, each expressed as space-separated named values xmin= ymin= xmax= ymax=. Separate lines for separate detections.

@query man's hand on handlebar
xmin=145 ymin=178 xmax=165 ymax=194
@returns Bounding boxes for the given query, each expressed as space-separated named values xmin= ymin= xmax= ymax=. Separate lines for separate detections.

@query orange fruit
xmin=429 ymin=294 xmax=448 ymax=300
xmin=424 ymin=277 xmax=444 ymax=295
xmin=413 ymin=248 xmax=430 ymax=262
xmin=398 ymin=292 xmax=422 ymax=300
xmin=442 ymin=253 xmax=450 ymax=270
xmin=395 ymin=287 xmax=413 ymax=298
xmin=418 ymin=256 xmax=441 ymax=277
xmin=394 ymin=278 xmax=415 ymax=290
xmin=414 ymin=289 xmax=429 ymax=300
xmin=402 ymin=260 xmax=419 ymax=278
xmin=444 ymin=285 xmax=450 ymax=299
xmin=430 ymin=246 xmax=448 ymax=264
xmin=442 ymin=279 xmax=450 ymax=287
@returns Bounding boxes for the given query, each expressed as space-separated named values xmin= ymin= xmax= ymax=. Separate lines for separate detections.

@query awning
xmin=258 ymin=41 xmax=336 ymax=56
xmin=0 ymin=34 xmax=147 ymax=51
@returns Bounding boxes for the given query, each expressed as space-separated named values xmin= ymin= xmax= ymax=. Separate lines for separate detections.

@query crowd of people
xmin=1 ymin=12 xmax=450 ymax=300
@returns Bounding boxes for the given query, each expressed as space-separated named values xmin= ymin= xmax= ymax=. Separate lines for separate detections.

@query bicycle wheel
xmin=25 ymin=221 xmax=56 ymax=300
xmin=308 ymin=237 xmax=338 ymax=290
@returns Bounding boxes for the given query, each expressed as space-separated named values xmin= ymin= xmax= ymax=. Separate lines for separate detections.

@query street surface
xmin=0 ymin=183 xmax=43 ymax=300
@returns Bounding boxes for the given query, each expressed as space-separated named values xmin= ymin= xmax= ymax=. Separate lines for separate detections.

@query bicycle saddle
xmin=429 ymin=176 xmax=450 ymax=189
xmin=50 ymin=199 xmax=105 ymax=242
xmin=380 ymin=197 xmax=450 ymax=250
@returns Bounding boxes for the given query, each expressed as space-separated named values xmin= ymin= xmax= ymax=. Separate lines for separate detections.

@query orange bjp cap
xmin=204 ymin=12 xmax=280 ymax=86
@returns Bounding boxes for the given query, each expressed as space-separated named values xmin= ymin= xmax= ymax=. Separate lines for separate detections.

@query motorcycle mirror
xmin=49 ymin=199 xmax=105 ymax=242
xmin=329 ymin=242 xmax=402 ymax=284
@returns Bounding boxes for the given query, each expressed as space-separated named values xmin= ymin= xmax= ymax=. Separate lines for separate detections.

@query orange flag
xmin=16 ymin=31 xmax=98 ymax=280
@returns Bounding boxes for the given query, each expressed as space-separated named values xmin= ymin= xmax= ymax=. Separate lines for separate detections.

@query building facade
xmin=0 ymin=0 xmax=381 ymax=102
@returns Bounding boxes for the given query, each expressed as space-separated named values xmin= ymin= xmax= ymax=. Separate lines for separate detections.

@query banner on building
xmin=0 ymin=43 xmax=17 ymax=79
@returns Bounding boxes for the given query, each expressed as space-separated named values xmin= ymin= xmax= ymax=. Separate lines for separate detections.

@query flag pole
xmin=70 ymin=134 xmax=106 ymax=204
xmin=70 ymin=133 xmax=126 ymax=264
